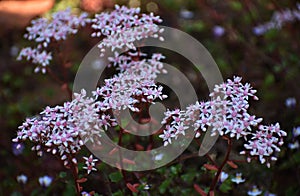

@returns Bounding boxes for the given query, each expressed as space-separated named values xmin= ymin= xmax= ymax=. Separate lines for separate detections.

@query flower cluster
xmin=13 ymin=47 xmax=167 ymax=172
xmin=93 ymin=53 xmax=167 ymax=112
xmin=241 ymin=123 xmax=286 ymax=167
xmin=17 ymin=8 xmax=90 ymax=73
xmin=159 ymin=76 xmax=287 ymax=166
xmin=12 ymin=90 xmax=115 ymax=167
xmin=253 ymin=3 xmax=300 ymax=35
xmin=90 ymin=5 xmax=164 ymax=56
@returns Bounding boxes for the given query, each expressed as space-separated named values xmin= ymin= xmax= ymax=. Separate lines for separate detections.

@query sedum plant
xmin=13 ymin=5 xmax=286 ymax=196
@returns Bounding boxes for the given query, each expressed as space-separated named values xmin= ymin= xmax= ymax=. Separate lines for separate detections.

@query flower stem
xmin=209 ymin=137 xmax=232 ymax=194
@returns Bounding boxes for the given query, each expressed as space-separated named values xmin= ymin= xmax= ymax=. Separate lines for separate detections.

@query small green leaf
xmin=109 ymin=171 xmax=123 ymax=183
xmin=112 ymin=190 xmax=124 ymax=196
xmin=159 ymin=179 xmax=171 ymax=194
xmin=59 ymin=171 xmax=67 ymax=178
xmin=229 ymin=1 xmax=242 ymax=11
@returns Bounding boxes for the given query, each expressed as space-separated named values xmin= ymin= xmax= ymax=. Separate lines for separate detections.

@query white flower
xmin=39 ymin=176 xmax=52 ymax=187
xmin=83 ymin=155 xmax=98 ymax=174
xmin=17 ymin=174 xmax=28 ymax=184
xmin=247 ymin=185 xmax=262 ymax=196
xmin=231 ymin=173 xmax=245 ymax=184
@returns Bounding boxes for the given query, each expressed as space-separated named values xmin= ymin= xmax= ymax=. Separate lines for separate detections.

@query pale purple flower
xmin=220 ymin=171 xmax=229 ymax=183
xmin=293 ymin=126 xmax=300 ymax=137
xmin=213 ymin=25 xmax=225 ymax=37
xmin=39 ymin=176 xmax=52 ymax=187
xmin=81 ymin=191 xmax=91 ymax=196
xmin=264 ymin=192 xmax=276 ymax=196
xmin=285 ymin=97 xmax=296 ymax=108
xmin=288 ymin=141 xmax=299 ymax=150
xmin=12 ymin=143 xmax=24 ymax=155
xmin=180 ymin=9 xmax=194 ymax=19
xmin=253 ymin=4 xmax=300 ymax=35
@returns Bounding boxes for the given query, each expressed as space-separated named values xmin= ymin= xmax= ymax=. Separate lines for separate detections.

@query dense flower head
xmin=17 ymin=8 xmax=90 ymax=73
xmin=90 ymin=4 xmax=164 ymax=56
xmin=159 ymin=76 xmax=286 ymax=167
xmin=12 ymin=90 xmax=115 ymax=167
xmin=253 ymin=3 xmax=300 ymax=35
xmin=13 ymin=49 xmax=167 ymax=168
xmin=92 ymin=53 xmax=167 ymax=112
xmin=242 ymin=123 xmax=286 ymax=167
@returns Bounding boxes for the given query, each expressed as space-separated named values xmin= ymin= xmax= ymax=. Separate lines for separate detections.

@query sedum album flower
xmin=92 ymin=53 xmax=167 ymax=112
xmin=160 ymin=76 xmax=286 ymax=167
xmin=90 ymin=5 xmax=164 ymax=56
xmin=83 ymin=155 xmax=98 ymax=174
xmin=17 ymin=8 xmax=90 ymax=73
xmin=12 ymin=89 xmax=115 ymax=167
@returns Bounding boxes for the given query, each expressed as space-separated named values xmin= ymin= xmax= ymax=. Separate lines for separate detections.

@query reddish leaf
xmin=209 ymin=190 xmax=215 ymax=196
xmin=126 ymin=183 xmax=139 ymax=193
xmin=77 ymin=178 xmax=88 ymax=183
xmin=123 ymin=158 xmax=135 ymax=165
xmin=135 ymin=144 xmax=144 ymax=151
xmin=227 ymin=160 xmax=238 ymax=169
xmin=109 ymin=147 xmax=118 ymax=155
xmin=193 ymin=184 xmax=207 ymax=196
xmin=147 ymin=144 xmax=153 ymax=150
xmin=203 ymin=164 xmax=218 ymax=171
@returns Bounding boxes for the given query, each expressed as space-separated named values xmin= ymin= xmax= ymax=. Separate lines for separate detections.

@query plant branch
xmin=209 ymin=137 xmax=232 ymax=194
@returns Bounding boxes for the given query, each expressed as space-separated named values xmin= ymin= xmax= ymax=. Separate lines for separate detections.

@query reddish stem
xmin=209 ymin=137 xmax=232 ymax=194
